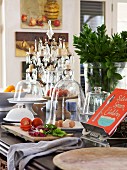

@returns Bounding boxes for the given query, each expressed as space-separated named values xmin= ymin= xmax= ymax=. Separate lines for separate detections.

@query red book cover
xmin=87 ymin=88 xmax=127 ymax=136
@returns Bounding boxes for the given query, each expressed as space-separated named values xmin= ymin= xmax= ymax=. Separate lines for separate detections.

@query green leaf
xmin=107 ymin=69 xmax=113 ymax=78
xmin=114 ymin=73 xmax=123 ymax=80
xmin=52 ymin=128 xmax=67 ymax=137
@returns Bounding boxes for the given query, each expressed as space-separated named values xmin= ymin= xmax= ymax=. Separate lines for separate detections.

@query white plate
xmin=61 ymin=121 xmax=84 ymax=131
xmin=8 ymin=98 xmax=47 ymax=104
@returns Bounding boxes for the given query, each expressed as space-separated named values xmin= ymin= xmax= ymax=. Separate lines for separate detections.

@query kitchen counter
xmin=0 ymin=126 xmax=63 ymax=170
xmin=0 ymin=126 xmax=83 ymax=170
xmin=1 ymin=124 xmax=127 ymax=170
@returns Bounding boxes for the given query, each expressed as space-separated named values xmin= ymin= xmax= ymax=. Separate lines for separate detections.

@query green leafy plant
xmin=73 ymin=24 xmax=127 ymax=92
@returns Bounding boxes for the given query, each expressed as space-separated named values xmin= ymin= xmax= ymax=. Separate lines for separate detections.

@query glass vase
xmin=115 ymin=62 xmax=127 ymax=89
xmin=84 ymin=62 xmax=127 ymax=93
xmin=84 ymin=63 xmax=109 ymax=93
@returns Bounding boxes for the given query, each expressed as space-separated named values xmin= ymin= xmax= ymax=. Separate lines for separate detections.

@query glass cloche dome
xmin=7 ymin=79 xmax=45 ymax=116
xmin=45 ymin=67 xmax=86 ymax=125
xmin=13 ymin=79 xmax=43 ymax=101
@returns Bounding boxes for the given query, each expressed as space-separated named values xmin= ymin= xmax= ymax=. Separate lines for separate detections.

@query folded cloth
xmin=7 ymin=137 xmax=83 ymax=170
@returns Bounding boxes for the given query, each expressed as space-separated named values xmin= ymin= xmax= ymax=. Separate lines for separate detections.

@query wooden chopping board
xmin=1 ymin=125 xmax=73 ymax=142
xmin=53 ymin=147 xmax=127 ymax=170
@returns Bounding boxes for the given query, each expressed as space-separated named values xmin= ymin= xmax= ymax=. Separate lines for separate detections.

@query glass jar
xmin=84 ymin=62 xmax=109 ymax=93
xmin=82 ymin=87 xmax=110 ymax=122
xmin=84 ymin=62 xmax=127 ymax=93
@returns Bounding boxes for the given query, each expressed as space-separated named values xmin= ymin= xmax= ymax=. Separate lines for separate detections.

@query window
xmin=113 ymin=0 xmax=127 ymax=33
xmin=80 ymin=1 xmax=105 ymax=31
xmin=80 ymin=0 xmax=105 ymax=92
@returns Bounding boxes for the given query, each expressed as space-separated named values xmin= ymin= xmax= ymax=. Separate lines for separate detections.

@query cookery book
xmin=87 ymin=88 xmax=127 ymax=136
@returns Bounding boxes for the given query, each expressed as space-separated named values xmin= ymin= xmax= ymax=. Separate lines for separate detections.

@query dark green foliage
xmin=73 ymin=24 xmax=127 ymax=92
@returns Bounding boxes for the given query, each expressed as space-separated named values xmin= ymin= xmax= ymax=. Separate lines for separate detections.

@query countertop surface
xmin=1 ymin=124 xmax=127 ymax=170
xmin=0 ymin=125 xmax=83 ymax=170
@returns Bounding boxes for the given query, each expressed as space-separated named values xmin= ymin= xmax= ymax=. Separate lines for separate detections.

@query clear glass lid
xmin=7 ymin=80 xmax=46 ymax=117
xmin=13 ymin=79 xmax=43 ymax=102
xmin=45 ymin=68 xmax=85 ymax=125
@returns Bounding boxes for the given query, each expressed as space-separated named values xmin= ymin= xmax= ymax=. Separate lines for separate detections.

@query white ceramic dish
xmin=3 ymin=108 xmax=34 ymax=122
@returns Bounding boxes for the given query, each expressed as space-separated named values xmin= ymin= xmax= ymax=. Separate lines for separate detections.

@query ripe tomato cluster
xmin=46 ymin=88 xmax=69 ymax=97
xmin=20 ymin=117 xmax=43 ymax=131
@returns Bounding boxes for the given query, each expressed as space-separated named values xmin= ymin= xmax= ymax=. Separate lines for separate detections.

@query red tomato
xmin=20 ymin=124 xmax=31 ymax=131
xmin=20 ymin=117 xmax=32 ymax=131
xmin=32 ymin=118 xmax=43 ymax=127
xmin=57 ymin=90 xmax=63 ymax=97
xmin=46 ymin=88 xmax=54 ymax=96
xmin=47 ymin=88 xmax=68 ymax=97
xmin=20 ymin=117 xmax=32 ymax=126
xmin=62 ymin=89 xmax=69 ymax=96
xmin=57 ymin=89 xmax=68 ymax=97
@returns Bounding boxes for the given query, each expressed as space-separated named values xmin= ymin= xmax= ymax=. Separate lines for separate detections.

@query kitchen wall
xmin=1 ymin=0 xmax=80 ymax=88
xmin=0 ymin=0 xmax=2 ymax=87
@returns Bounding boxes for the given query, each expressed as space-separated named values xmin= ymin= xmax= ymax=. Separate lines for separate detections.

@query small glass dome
xmin=13 ymin=79 xmax=43 ymax=101
xmin=7 ymin=79 xmax=44 ymax=116
xmin=45 ymin=68 xmax=85 ymax=125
